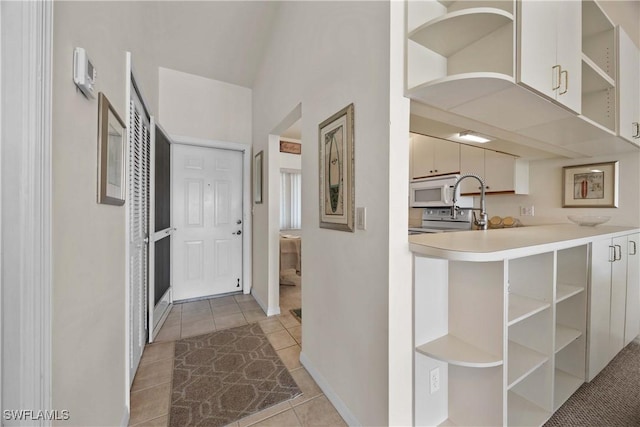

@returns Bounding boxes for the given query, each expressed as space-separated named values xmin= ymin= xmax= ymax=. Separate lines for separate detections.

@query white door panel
xmin=173 ymin=144 xmax=243 ymax=300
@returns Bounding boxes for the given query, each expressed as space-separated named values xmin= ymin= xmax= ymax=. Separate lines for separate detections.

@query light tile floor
xmin=129 ymin=291 xmax=345 ymax=427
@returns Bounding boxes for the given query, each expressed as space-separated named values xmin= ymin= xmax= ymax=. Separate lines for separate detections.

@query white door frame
xmin=170 ymin=135 xmax=252 ymax=295
xmin=0 ymin=0 xmax=53 ymax=419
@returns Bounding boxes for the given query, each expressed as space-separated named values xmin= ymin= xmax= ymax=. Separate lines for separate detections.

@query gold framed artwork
xmin=318 ymin=104 xmax=354 ymax=232
xmin=97 ymin=92 xmax=126 ymax=205
xmin=254 ymin=151 xmax=263 ymax=204
xmin=562 ymin=161 xmax=619 ymax=208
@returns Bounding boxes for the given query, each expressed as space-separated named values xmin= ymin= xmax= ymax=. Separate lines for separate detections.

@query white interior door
xmin=128 ymin=87 xmax=150 ymax=383
xmin=172 ymin=144 xmax=243 ymax=301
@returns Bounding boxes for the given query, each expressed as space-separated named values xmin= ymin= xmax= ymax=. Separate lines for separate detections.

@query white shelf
xmin=555 ymin=325 xmax=582 ymax=353
xmin=582 ymin=55 xmax=615 ymax=94
xmin=582 ymin=0 xmax=614 ymax=39
xmin=507 ymin=341 xmax=548 ymax=389
xmin=554 ymin=369 xmax=583 ymax=410
xmin=416 ymin=334 xmax=503 ymax=368
xmin=409 ymin=8 xmax=513 ymax=57
xmin=508 ymin=294 xmax=551 ymax=326
xmin=556 ymin=283 xmax=584 ymax=304
xmin=438 ymin=418 xmax=456 ymax=427
xmin=508 ymin=391 xmax=551 ymax=427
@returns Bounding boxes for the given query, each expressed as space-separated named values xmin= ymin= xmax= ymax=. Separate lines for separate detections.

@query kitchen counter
xmin=409 ymin=224 xmax=640 ymax=261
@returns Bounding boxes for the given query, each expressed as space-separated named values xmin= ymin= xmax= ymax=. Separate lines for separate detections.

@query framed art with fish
xmin=562 ymin=161 xmax=618 ymax=208
xmin=318 ymin=104 xmax=355 ymax=231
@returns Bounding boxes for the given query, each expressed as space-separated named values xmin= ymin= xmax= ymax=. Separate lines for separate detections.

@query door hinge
xmin=237 ymin=278 xmax=240 ymax=288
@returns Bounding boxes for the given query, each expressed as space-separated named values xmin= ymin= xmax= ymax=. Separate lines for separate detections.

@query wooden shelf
xmin=508 ymin=391 xmax=551 ymax=427
xmin=508 ymin=294 xmax=550 ymax=326
xmin=554 ymin=369 xmax=583 ymax=410
xmin=555 ymin=325 xmax=582 ymax=353
xmin=582 ymin=55 xmax=615 ymax=94
xmin=416 ymin=334 xmax=503 ymax=368
xmin=556 ymin=283 xmax=584 ymax=304
xmin=409 ymin=8 xmax=513 ymax=57
xmin=507 ymin=341 xmax=548 ymax=389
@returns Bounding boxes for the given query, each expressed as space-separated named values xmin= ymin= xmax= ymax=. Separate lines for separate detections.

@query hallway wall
xmin=51 ymin=2 xmax=159 ymax=425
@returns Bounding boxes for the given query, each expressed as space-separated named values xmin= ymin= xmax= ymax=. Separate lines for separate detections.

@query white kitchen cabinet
xmin=587 ymin=234 xmax=635 ymax=381
xmin=411 ymin=134 xmax=460 ymax=179
xmin=624 ymin=233 xmax=640 ymax=345
xmin=518 ymin=0 xmax=582 ymax=114
xmin=617 ymin=26 xmax=640 ymax=145
xmin=459 ymin=144 xmax=529 ymax=195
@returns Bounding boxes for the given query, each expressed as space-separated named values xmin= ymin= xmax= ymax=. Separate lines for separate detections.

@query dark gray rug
xmin=545 ymin=341 xmax=640 ymax=426
xmin=169 ymin=323 xmax=301 ymax=427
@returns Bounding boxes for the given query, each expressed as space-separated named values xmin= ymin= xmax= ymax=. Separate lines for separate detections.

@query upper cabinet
xmin=459 ymin=144 xmax=529 ymax=195
xmin=405 ymin=0 xmax=640 ymax=158
xmin=411 ymin=134 xmax=460 ymax=179
xmin=617 ymin=26 xmax=640 ymax=145
xmin=517 ymin=0 xmax=582 ymax=113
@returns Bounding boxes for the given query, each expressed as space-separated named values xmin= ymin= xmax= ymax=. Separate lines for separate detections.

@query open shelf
xmin=508 ymin=293 xmax=551 ymax=326
xmin=508 ymin=391 xmax=551 ymax=427
xmin=409 ymin=8 xmax=513 ymax=57
xmin=554 ymin=369 xmax=583 ymax=410
xmin=555 ymin=325 xmax=582 ymax=353
xmin=556 ymin=283 xmax=584 ymax=304
xmin=582 ymin=55 xmax=615 ymax=94
xmin=508 ymin=341 xmax=548 ymax=389
xmin=416 ymin=334 xmax=503 ymax=368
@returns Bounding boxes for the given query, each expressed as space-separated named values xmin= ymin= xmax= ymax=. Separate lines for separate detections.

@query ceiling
xmin=152 ymin=1 xmax=280 ymax=88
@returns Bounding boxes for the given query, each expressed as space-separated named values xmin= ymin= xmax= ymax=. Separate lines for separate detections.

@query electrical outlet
xmin=520 ymin=205 xmax=535 ymax=216
xmin=429 ymin=367 xmax=440 ymax=394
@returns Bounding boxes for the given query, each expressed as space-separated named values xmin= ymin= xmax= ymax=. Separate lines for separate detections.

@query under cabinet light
xmin=458 ymin=131 xmax=492 ymax=143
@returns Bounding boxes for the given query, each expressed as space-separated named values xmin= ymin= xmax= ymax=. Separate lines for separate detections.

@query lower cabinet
xmin=587 ymin=234 xmax=639 ymax=381
xmin=414 ymin=246 xmax=588 ymax=426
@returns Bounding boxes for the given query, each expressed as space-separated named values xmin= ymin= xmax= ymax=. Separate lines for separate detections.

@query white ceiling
xmin=152 ymin=1 xmax=280 ymax=88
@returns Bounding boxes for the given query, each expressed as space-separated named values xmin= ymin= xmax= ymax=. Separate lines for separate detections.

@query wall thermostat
xmin=73 ymin=47 xmax=96 ymax=99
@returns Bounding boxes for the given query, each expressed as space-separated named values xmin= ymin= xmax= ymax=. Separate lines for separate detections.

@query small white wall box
xmin=73 ymin=47 xmax=96 ymax=98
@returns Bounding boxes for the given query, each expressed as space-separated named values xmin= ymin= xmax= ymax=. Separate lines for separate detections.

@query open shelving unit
xmin=581 ymin=0 xmax=616 ymax=132
xmin=406 ymin=1 xmax=515 ymax=108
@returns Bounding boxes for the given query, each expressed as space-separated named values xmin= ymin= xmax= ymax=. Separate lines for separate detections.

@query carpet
xmin=544 ymin=341 xmax=640 ymax=426
xmin=169 ymin=323 xmax=301 ymax=427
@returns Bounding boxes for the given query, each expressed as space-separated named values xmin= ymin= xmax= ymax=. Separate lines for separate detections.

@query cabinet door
xmin=610 ymin=236 xmax=628 ymax=357
xmin=555 ymin=0 xmax=582 ymax=113
xmin=625 ymin=233 xmax=640 ymax=345
xmin=618 ymin=28 xmax=640 ymax=144
xmin=411 ymin=135 xmax=436 ymax=179
xmin=484 ymin=151 xmax=516 ymax=193
xmin=433 ymin=140 xmax=460 ymax=176
xmin=459 ymin=144 xmax=484 ymax=194
xmin=587 ymin=238 xmax=613 ymax=381
xmin=518 ymin=1 xmax=558 ymax=101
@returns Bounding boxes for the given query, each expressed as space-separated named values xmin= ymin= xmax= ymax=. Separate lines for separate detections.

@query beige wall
xmin=52 ymin=2 xmax=158 ymax=425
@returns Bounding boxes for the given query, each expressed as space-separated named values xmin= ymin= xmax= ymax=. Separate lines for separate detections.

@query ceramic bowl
xmin=567 ymin=215 xmax=611 ymax=227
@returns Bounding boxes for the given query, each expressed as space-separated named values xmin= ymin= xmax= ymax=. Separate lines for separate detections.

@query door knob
xmin=237 ymin=219 xmax=242 ymax=224
xmin=232 ymin=230 xmax=242 ymax=235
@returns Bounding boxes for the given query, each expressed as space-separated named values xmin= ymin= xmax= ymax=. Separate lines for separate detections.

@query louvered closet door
xmin=129 ymin=93 xmax=150 ymax=383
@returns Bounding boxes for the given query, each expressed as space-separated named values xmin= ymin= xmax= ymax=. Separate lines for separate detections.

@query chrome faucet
xmin=451 ymin=174 xmax=488 ymax=230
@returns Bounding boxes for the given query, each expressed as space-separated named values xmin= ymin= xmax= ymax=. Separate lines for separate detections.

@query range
xmin=409 ymin=207 xmax=473 ymax=235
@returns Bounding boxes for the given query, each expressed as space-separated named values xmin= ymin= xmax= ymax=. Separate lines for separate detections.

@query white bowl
xmin=567 ymin=215 xmax=611 ymax=227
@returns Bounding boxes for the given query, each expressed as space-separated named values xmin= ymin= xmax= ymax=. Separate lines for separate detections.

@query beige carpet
xmin=169 ymin=323 xmax=301 ymax=427
xmin=545 ymin=341 xmax=640 ymax=426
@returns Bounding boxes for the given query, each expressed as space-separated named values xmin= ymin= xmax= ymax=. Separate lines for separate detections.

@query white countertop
xmin=409 ymin=224 xmax=640 ymax=262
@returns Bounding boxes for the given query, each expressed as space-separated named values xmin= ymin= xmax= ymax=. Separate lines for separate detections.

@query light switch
xmin=356 ymin=207 xmax=366 ymax=230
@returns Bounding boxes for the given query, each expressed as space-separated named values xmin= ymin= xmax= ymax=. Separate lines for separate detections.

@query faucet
xmin=451 ymin=174 xmax=488 ymax=230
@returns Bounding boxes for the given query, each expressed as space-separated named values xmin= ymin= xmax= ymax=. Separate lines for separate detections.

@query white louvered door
xmin=129 ymin=90 xmax=150 ymax=383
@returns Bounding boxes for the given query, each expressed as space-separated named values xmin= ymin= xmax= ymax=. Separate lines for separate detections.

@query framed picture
xmin=254 ymin=151 xmax=263 ymax=204
xmin=562 ymin=161 xmax=619 ymax=208
xmin=318 ymin=103 xmax=354 ymax=232
xmin=280 ymin=140 xmax=301 ymax=155
xmin=97 ymin=92 xmax=126 ymax=205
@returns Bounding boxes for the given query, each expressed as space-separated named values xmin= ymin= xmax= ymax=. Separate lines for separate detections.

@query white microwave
xmin=410 ymin=175 xmax=472 ymax=208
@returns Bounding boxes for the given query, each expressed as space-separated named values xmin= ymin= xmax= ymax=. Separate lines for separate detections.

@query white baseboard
xmin=120 ymin=406 xmax=129 ymax=427
xmin=252 ymin=290 xmax=280 ymax=316
xmin=300 ymin=351 xmax=360 ymax=426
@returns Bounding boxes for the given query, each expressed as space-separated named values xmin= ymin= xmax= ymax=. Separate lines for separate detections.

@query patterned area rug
xmin=545 ymin=341 xmax=640 ymax=426
xmin=169 ymin=323 xmax=301 ymax=426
